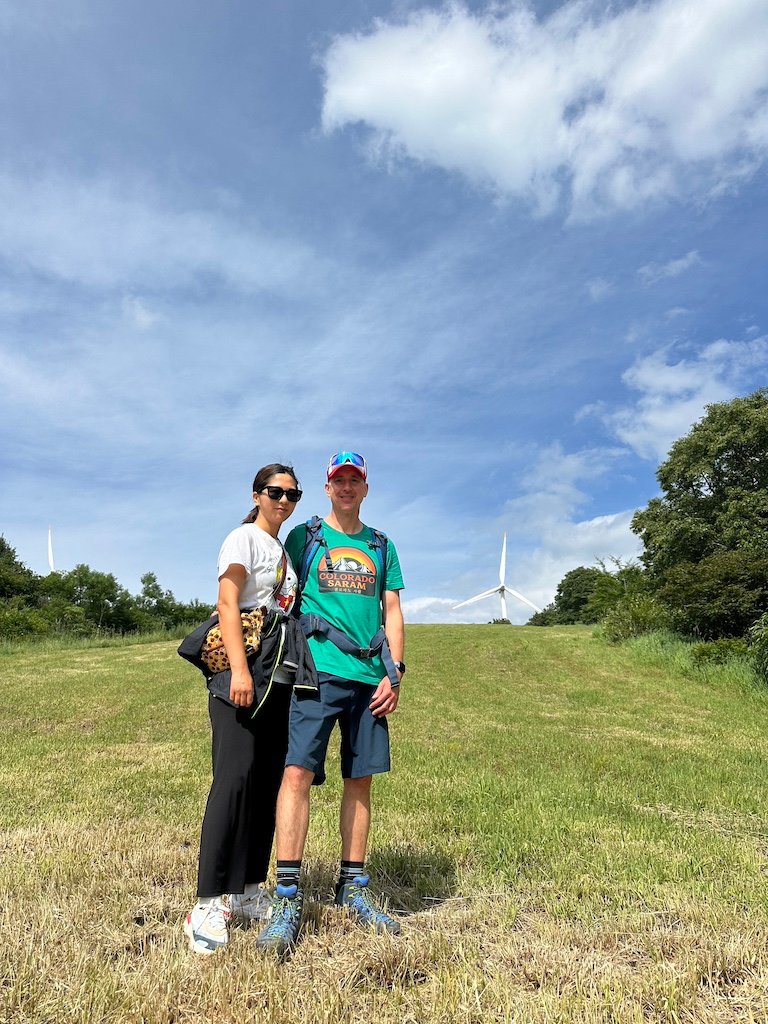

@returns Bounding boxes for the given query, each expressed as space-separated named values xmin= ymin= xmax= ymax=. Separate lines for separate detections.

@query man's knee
xmin=282 ymin=764 xmax=315 ymax=794
xmin=344 ymin=774 xmax=372 ymax=796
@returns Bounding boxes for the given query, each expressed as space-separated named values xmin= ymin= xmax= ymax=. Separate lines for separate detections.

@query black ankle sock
xmin=276 ymin=860 xmax=302 ymax=890
xmin=337 ymin=860 xmax=365 ymax=890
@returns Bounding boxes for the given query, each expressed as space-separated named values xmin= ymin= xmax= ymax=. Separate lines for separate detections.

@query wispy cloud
xmin=400 ymin=596 xmax=457 ymax=623
xmin=595 ymin=335 xmax=768 ymax=460
xmin=638 ymin=250 xmax=701 ymax=285
xmin=322 ymin=0 xmax=768 ymax=219
xmin=441 ymin=444 xmax=640 ymax=623
xmin=587 ymin=277 xmax=614 ymax=301
xmin=0 ymin=171 xmax=325 ymax=296
xmin=122 ymin=295 xmax=162 ymax=331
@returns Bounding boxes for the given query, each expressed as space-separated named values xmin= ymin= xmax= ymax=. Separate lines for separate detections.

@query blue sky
xmin=1 ymin=0 xmax=767 ymax=622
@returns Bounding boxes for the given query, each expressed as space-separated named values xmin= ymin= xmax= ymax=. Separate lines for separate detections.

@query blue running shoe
xmin=256 ymin=883 xmax=303 ymax=956
xmin=335 ymin=875 xmax=401 ymax=935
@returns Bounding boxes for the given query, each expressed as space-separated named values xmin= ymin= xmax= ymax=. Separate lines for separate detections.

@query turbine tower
xmin=453 ymin=533 xmax=542 ymax=620
xmin=47 ymin=526 xmax=55 ymax=573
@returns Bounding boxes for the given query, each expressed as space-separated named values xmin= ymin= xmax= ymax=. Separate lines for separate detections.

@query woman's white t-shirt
xmin=217 ymin=524 xmax=297 ymax=613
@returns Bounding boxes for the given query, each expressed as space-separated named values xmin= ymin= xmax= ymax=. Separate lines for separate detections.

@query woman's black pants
xmin=197 ymin=685 xmax=291 ymax=898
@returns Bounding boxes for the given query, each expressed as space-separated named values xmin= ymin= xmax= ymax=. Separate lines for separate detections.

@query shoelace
xmin=349 ymin=885 xmax=391 ymax=923
xmin=263 ymin=897 xmax=299 ymax=937
xmin=201 ymin=902 xmax=229 ymax=932
xmin=234 ymin=891 xmax=270 ymax=912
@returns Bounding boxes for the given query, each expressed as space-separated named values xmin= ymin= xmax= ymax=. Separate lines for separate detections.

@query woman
xmin=184 ymin=463 xmax=303 ymax=954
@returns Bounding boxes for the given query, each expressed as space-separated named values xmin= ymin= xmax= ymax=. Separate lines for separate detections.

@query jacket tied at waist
xmin=178 ymin=609 xmax=319 ymax=715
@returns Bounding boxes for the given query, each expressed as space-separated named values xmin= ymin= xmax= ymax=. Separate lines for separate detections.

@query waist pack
xmin=178 ymin=608 xmax=318 ymax=710
xmin=199 ymin=608 xmax=265 ymax=675
xmin=178 ymin=607 xmax=279 ymax=679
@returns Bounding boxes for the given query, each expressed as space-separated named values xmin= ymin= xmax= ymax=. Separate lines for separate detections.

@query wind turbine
xmin=47 ymin=526 xmax=56 ymax=573
xmin=453 ymin=533 xmax=542 ymax=621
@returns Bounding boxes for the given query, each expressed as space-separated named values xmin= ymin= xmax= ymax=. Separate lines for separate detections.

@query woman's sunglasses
xmin=259 ymin=486 xmax=303 ymax=502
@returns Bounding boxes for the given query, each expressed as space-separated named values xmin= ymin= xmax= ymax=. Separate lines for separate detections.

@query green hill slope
xmin=2 ymin=626 xmax=767 ymax=1022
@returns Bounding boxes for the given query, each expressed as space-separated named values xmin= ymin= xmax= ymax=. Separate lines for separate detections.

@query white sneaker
xmin=184 ymin=898 xmax=230 ymax=954
xmin=229 ymin=886 xmax=273 ymax=926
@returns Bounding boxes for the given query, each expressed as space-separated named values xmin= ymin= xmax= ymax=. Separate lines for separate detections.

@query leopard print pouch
xmin=200 ymin=608 xmax=265 ymax=675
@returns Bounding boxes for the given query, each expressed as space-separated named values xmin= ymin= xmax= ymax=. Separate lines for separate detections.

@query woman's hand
xmin=217 ymin=566 xmax=253 ymax=708
xmin=229 ymin=666 xmax=254 ymax=707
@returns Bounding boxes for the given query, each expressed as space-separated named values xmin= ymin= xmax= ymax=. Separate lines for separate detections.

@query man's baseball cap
xmin=327 ymin=451 xmax=367 ymax=480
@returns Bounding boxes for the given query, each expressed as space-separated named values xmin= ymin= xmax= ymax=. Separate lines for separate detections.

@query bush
xmin=749 ymin=612 xmax=768 ymax=684
xmin=0 ymin=601 xmax=51 ymax=639
xmin=655 ymin=551 xmax=768 ymax=639
xmin=600 ymin=594 xmax=669 ymax=644
xmin=690 ymin=637 xmax=750 ymax=667
xmin=527 ymin=604 xmax=560 ymax=626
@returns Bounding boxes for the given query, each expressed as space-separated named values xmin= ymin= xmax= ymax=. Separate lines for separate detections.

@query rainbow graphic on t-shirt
xmin=318 ymin=546 xmax=378 ymax=597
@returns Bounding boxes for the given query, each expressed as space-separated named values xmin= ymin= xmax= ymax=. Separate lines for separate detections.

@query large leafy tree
xmin=41 ymin=564 xmax=140 ymax=632
xmin=632 ymin=389 xmax=768 ymax=572
xmin=553 ymin=566 xmax=606 ymax=624
xmin=528 ymin=561 xmax=648 ymax=626
xmin=631 ymin=389 xmax=768 ymax=636
xmin=528 ymin=566 xmax=605 ymax=625
xmin=0 ymin=536 xmax=39 ymax=601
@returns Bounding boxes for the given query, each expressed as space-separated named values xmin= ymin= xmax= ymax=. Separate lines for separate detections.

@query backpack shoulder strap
xmin=367 ymin=528 xmax=388 ymax=596
xmin=299 ymin=519 xmax=389 ymax=600
xmin=297 ymin=516 xmax=333 ymax=592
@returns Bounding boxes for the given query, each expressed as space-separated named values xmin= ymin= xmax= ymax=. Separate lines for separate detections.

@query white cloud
xmin=321 ymin=0 xmax=768 ymax=219
xmin=587 ymin=277 xmax=613 ymax=301
xmin=446 ymin=444 xmax=641 ymax=623
xmin=0 ymin=171 xmax=325 ymax=296
xmin=596 ymin=336 xmax=768 ymax=460
xmin=401 ymin=596 xmax=457 ymax=623
xmin=122 ymin=295 xmax=161 ymax=331
xmin=638 ymin=250 xmax=701 ymax=285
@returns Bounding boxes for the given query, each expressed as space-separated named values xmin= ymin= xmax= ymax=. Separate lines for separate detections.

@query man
xmin=257 ymin=451 xmax=405 ymax=954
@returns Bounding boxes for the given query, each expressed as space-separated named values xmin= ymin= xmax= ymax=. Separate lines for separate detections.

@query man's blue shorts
xmin=286 ymin=676 xmax=391 ymax=785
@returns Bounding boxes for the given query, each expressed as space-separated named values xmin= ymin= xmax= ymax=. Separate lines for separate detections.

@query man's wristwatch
xmin=395 ymin=661 xmax=406 ymax=675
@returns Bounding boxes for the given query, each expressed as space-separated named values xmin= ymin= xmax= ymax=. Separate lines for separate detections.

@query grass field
xmin=3 ymin=625 xmax=768 ymax=1023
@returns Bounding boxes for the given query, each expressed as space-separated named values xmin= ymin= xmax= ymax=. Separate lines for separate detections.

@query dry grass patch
xmin=4 ymin=628 xmax=768 ymax=1022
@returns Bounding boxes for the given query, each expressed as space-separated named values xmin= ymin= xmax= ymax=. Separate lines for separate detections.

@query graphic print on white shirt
xmin=217 ymin=524 xmax=297 ymax=612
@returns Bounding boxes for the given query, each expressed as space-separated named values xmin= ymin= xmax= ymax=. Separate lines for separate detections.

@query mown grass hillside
xmin=3 ymin=626 xmax=768 ymax=1023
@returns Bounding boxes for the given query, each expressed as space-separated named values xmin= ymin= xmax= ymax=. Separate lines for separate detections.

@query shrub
xmin=0 ymin=601 xmax=51 ymax=639
xmin=749 ymin=612 xmax=768 ymax=684
xmin=527 ymin=604 xmax=560 ymax=626
xmin=655 ymin=551 xmax=768 ymax=639
xmin=690 ymin=637 xmax=750 ymax=667
xmin=600 ymin=594 xmax=669 ymax=644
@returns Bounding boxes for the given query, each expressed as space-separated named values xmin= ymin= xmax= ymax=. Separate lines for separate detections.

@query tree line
xmin=0 ymin=543 xmax=212 ymax=640
xmin=528 ymin=389 xmax=768 ymax=654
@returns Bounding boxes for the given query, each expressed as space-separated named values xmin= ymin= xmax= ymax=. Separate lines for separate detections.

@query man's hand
xmin=369 ymin=676 xmax=400 ymax=717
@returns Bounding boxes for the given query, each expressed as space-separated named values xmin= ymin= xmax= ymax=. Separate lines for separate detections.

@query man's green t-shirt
xmin=284 ymin=520 xmax=404 ymax=686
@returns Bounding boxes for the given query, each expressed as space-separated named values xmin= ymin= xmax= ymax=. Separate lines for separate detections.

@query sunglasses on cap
xmin=327 ymin=451 xmax=367 ymax=479
xmin=259 ymin=486 xmax=303 ymax=502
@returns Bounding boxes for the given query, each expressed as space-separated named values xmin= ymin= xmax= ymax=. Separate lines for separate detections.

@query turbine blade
xmin=503 ymin=587 xmax=542 ymax=613
xmin=452 ymin=587 xmax=498 ymax=610
xmin=499 ymin=532 xmax=507 ymax=585
xmin=47 ymin=526 xmax=55 ymax=573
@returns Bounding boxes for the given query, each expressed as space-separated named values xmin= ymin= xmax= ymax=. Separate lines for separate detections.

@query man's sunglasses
xmin=327 ymin=451 xmax=367 ymax=477
xmin=259 ymin=486 xmax=303 ymax=502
